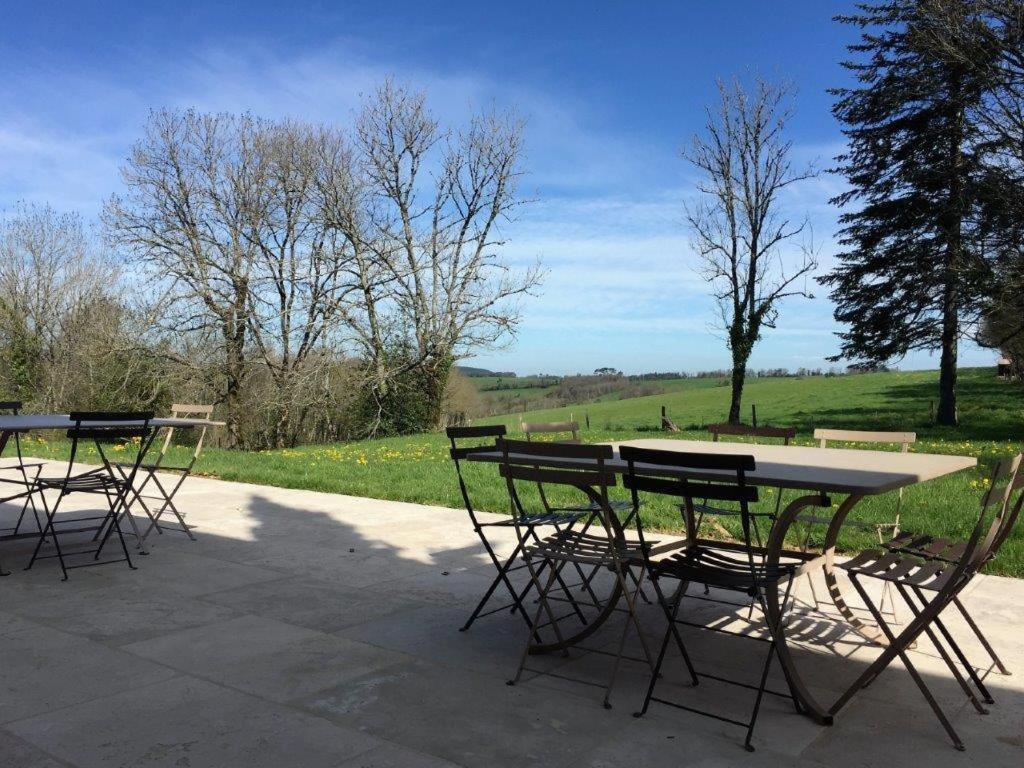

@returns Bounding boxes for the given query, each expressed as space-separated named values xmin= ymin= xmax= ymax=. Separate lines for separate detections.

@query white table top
xmin=470 ymin=438 xmax=977 ymax=496
xmin=0 ymin=415 xmax=224 ymax=431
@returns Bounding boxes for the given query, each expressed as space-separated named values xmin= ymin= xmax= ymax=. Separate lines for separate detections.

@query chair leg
xmin=907 ymin=587 xmax=995 ymax=705
xmin=743 ymin=638 xmax=781 ymax=752
xmin=27 ymin=489 xmax=70 ymax=581
xmin=509 ymin=559 xmax=566 ymax=686
xmin=461 ymin=535 xmax=533 ymax=633
xmin=602 ymin=562 xmax=654 ymax=709
xmin=895 ymin=584 xmax=989 ymax=713
xmin=953 ymin=597 xmax=1011 ymax=676
xmin=849 ymin=574 xmax=965 ymax=750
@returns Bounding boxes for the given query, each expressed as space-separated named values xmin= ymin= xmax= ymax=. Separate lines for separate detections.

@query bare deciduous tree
xmin=684 ymin=77 xmax=818 ymax=424
xmin=347 ymin=80 xmax=543 ymax=432
xmin=106 ymin=110 xmax=361 ymax=447
xmin=0 ymin=204 xmax=158 ymax=410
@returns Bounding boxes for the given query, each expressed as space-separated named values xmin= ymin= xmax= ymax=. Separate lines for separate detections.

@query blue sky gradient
xmin=0 ymin=1 xmax=996 ymax=374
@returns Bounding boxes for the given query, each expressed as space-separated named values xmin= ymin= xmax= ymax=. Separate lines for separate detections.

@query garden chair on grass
xmin=113 ymin=403 xmax=213 ymax=547
xmin=502 ymin=438 xmax=654 ymax=709
xmin=447 ymin=425 xmax=588 ymax=635
xmin=832 ymin=453 xmax=1022 ymax=750
xmin=625 ymin=445 xmax=804 ymax=753
xmin=26 ymin=412 xmax=155 ymax=580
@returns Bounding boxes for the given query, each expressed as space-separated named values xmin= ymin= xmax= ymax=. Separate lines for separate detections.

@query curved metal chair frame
xmin=500 ymin=437 xmax=653 ymax=709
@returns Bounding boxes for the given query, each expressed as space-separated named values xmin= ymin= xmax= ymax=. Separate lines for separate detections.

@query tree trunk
xmin=936 ymin=88 xmax=964 ymax=428
xmin=937 ymin=295 xmax=959 ymax=426
xmin=728 ymin=358 xmax=747 ymax=424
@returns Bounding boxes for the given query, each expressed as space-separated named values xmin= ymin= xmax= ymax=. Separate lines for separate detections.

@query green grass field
xmin=18 ymin=367 xmax=1024 ymax=575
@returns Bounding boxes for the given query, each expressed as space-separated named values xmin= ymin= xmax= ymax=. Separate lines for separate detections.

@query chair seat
xmin=797 ymin=513 xmax=896 ymax=531
xmin=886 ymin=532 xmax=966 ymax=563
xmin=112 ymin=461 xmax=191 ymax=473
xmin=482 ymin=511 xmax=589 ymax=528
xmin=690 ymin=502 xmax=774 ymax=519
xmin=651 ymin=545 xmax=794 ymax=592
xmin=548 ymin=499 xmax=634 ymax=515
xmin=839 ymin=549 xmax=956 ymax=592
xmin=525 ymin=529 xmax=645 ymax=566
xmin=35 ymin=471 xmax=124 ymax=492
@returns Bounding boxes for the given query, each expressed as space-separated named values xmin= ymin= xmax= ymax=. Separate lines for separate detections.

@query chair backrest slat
xmin=619 ymin=444 xmax=755 ymax=471
xmin=622 ymin=473 xmax=758 ymax=503
xmin=522 ymin=420 xmax=580 ymax=443
xmin=814 ymin=428 xmax=916 ymax=452
xmin=66 ymin=411 xmax=155 ymax=441
xmin=501 ymin=437 xmax=611 ymax=461
xmin=708 ymin=423 xmax=797 ymax=443
xmin=447 ymin=424 xmax=507 ymax=440
xmin=500 ymin=463 xmax=616 ymax=488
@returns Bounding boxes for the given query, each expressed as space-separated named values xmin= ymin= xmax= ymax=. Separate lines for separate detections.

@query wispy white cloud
xmin=0 ymin=39 xmax=997 ymax=374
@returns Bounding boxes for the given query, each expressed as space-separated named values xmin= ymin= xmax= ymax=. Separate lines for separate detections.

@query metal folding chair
xmin=501 ymin=438 xmax=653 ymax=709
xmin=832 ymin=454 xmax=1022 ymax=750
xmin=0 ymin=401 xmax=44 ymax=549
xmin=113 ymin=403 xmax=213 ymax=546
xmin=625 ymin=445 xmax=804 ymax=752
xmin=444 ymin=423 xmax=581 ymax=634
xmin=26 ymin=411 xmax=155 ymax=580
xmin=797 ymin=429 xmax=917 ymax=615
xmin=883 ymin=466 xmax=1024 ymax=680
xmin=523 ymin=419 xmax=642 ymax=601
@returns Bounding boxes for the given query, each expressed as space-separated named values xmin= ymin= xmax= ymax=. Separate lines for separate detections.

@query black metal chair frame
xmin=0 ymin=401 xmax=45 ymax=569
xmin=833 ymin=454 xmax=1023 ymax=750
xmin=623 ymin=445 xmax=805 ymax=752
xmin=521 ymin=420 xmax=647 ymax=603
xmin=112 ymin=403 xmax=213 ymax=547
xmin=447 ymin=425 xmax=588 ymax=635
xmin=26 ymin=411 xmax=156 ymax=580
xmin=501 ymin=437 xmax=654 ymax=709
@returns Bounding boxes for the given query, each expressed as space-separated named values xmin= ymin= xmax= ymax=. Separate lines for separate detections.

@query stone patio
xmin=1 ymin=468 xmax=1021 ymax=767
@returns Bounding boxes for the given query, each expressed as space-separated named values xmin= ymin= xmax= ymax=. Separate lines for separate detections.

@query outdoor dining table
xmin=468 ymin=436 xmax=977 ymax=726
xmin=0 ymin=413 xmax=225 ymax=545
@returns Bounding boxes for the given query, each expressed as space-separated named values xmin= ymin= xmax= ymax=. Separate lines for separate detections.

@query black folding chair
xmin=501 ymin=438 xmax=653 ymax=708
xmin=832 ymin=454 xmax=1023 ymax=750
xmin=448 ymin=425 xmax=591 ymax=635
xmin=624 ymin=445 xmax=804 ymax=752
xmin=0 ymin=401 xmax=45 ymax=548
xmin=113 ymin=403 xmax=213 ymax=546
xmin=26 ymin=411 xmax=155 ymax=580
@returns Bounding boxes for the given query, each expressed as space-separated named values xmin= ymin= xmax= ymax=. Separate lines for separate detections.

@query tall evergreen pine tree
xmin=823 ymin=1 xmax=991 ymax=425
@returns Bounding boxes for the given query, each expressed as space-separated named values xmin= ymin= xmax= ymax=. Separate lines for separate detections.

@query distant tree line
xmin=0 ymin=81 xmax=541 ymax=448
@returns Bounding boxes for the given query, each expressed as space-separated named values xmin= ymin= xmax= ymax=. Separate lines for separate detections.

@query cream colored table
xmin=471 ymin=437 xmax=976 ymax=725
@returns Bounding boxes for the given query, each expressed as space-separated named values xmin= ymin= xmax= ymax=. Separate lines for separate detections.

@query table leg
xmin=765 ymin=492 xmax=836 ymax=726
xmin=822 ymin=494 xmax=886 ymax=644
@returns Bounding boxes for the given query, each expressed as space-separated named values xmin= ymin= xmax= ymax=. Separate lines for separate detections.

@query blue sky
xmin=0 ymin=1 xmax=996 ymax=375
